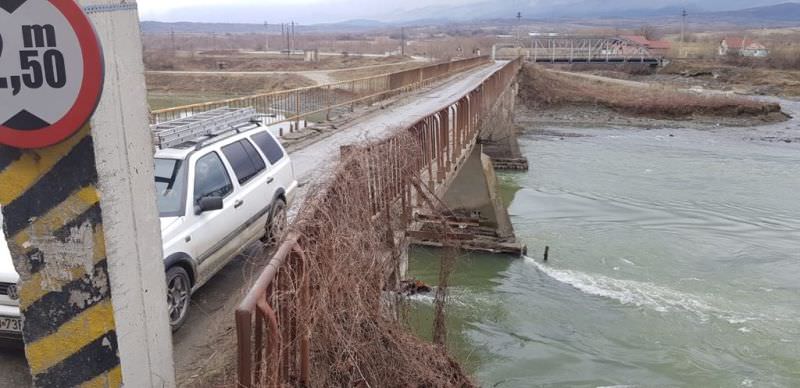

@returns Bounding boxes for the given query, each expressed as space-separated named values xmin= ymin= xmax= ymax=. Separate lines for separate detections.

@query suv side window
xmin=251 ymin=131 xmax=285 ymax=164
xmin=194 ymin=152 xmax=233 ymax=204
xmin=222 ymin=140 xmax=266 ymax=185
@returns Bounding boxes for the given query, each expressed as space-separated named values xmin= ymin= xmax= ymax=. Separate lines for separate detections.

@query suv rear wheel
xmin=166 ymin=266 xmax=191 ymax=331
xmin=264 ymin=198 xmax=287 ymax=247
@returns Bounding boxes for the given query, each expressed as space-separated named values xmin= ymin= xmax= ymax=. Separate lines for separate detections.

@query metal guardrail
xmin=235 ymin=233 xmax=309 ymax=387
xmin=149 ymin=56 xmax=491 ymax=130
xmin=234 ymin=57 xmax=523 ymax=387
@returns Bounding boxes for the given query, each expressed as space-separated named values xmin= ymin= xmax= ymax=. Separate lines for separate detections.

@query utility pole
xmin=517 ymin=11 xmax=522 ymax=43
xmin=401 ymin=27 xmax=406 ymax=56
xmin=264 ymin=21 xmax=269 ymax=52
xmin=170 ymin=28 xmax=176 ymax=53
xmin=680 ymin=8 xmax=688 ymax=58
xmin=291 ymin=21 xmax=296 ymax=52
xmin=286 ymin=23 xmax=291 ymax=57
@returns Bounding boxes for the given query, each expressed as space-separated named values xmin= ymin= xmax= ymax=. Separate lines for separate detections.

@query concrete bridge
xmin=152 ymin=57 xmax=526 ymax=386
xmin=151 ymin=56 xmax=528 ymax=258
xmin=2 ymin=40 xmax=526 ymax=385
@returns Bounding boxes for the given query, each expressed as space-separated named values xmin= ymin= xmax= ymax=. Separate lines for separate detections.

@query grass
xmin=145 ymin=73 xmax=315 ymax=110
xmin=519 ymin=65 xmax=782 ymax=119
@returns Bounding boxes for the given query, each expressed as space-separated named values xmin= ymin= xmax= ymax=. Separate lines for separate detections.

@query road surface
xmin=290 ymin=61 xmax=506 ymax=186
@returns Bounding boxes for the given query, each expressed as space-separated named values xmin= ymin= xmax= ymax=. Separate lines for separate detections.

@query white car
xmin=0 ymin=210 xmax=22 ymax=342
xmin=0 ymin=108 xmax=297 ymax=337
xmin=153 ymin=108 xmax=297 ymax=330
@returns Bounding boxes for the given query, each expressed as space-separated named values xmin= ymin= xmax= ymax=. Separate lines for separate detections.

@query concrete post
xmin=86 ymin=1 xmax=176 ymax=387
xmin=0 ymin=1 xmax=174 ymax=386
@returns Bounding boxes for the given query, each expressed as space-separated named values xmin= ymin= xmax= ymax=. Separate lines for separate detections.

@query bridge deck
xmin=288 ymin=60 xmax=508 ymax=209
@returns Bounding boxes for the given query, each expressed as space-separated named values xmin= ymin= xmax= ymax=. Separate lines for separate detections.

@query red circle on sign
xmin=0 ymin=0 xmax=104 ymax=149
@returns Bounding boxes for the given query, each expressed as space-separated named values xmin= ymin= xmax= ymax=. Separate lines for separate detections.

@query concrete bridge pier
xmin=409 ymin=146 xmax=525 ymax=256
xmin=478 ymin=80 xmax=529 ymax=171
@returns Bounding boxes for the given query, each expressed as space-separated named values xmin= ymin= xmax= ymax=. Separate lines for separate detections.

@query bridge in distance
xmin=495 ymin=35 xmax=665 ymax=65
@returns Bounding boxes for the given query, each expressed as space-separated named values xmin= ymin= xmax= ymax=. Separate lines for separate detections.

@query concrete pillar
xmin=479 ymin=80 xmax=523 ymax=160
xmin=442 ymin=147 xmax=514 ymax=238
xmin=86 ymin=1 xmax=176 ymax=387
xmin=0 ymin=1 xmax=174 ymax=386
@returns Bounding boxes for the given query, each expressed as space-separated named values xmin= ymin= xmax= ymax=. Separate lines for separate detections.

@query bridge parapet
xmin=234 ymin=58 xmax=522 ymax=387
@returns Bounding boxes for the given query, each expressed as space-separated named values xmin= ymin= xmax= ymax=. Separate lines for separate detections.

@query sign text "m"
xmin=22 ymin=25 xmax=57 ymax=48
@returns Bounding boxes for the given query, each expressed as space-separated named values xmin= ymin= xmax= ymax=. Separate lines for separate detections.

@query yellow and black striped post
xmin=0 ymin=125 xmax=121 ymax=386
xmin=1 ymin=1 xmax=174 ymax=386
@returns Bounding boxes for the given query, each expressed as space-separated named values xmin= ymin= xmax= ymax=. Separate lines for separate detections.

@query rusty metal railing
xmin=234 ymin=57 xmax=523 ymax=388
xmin=236 ymin=232 xmax=310 ymax=387
xmin=149 ymin=56 xmax=491 ymax=130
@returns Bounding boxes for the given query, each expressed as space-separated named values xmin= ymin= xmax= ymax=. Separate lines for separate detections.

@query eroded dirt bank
xmin=518 ymin=65 xmax=790 ymax=130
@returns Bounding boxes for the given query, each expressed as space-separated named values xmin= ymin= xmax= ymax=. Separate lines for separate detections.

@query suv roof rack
xmin=152 ymin=107 xmax=258 ymax=149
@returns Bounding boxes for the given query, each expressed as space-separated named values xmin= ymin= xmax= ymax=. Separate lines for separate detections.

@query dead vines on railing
xmin=278 ymin=132 xmax=472 ymax=387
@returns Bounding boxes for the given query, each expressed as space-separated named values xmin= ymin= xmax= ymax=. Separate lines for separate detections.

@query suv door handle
xmin=234 ymin=199 xmax=244 ymax=208
xmin=267 ymin=177 xmax=275 ymax=184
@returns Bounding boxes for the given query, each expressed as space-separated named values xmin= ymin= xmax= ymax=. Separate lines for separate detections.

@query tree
xmin=638 ymin=25 xmax=662 ymax=41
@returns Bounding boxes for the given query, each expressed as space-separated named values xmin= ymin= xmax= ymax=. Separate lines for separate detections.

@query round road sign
xmin=0 ymin=0 xmax=104 ymax=149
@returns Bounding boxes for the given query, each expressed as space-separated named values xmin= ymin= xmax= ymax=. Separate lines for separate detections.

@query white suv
xmin=0 ymin=210 xmax=22 ymax=342
xmin=153 ymin=108 xmax=297 ymax=330
xmin=0 ymin=108 xmax=297 ymax=338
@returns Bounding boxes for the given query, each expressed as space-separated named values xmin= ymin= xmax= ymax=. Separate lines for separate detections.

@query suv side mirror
xmin=195 ymin=196 xmax=224 ymax=215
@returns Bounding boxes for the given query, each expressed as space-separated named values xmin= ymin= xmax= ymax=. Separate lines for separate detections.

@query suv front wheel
xmin=263 ymin=198 xmax=287 ymax=247
xmin=166 ymin=266 xmax=191 ymax=331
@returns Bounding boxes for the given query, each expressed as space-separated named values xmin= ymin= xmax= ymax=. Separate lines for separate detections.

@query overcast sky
xmin=136 ymin=0 xmax=794 ymax=24
xmin=136 ymin=0 xmax=452 ymax=23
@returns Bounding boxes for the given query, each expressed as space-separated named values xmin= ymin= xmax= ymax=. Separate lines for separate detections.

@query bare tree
xmin=638 ymin=25 xmax=662 ymax=40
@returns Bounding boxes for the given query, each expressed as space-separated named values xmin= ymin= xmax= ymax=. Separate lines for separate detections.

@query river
xmin=408 ymin=100 xmax=800 ymax=387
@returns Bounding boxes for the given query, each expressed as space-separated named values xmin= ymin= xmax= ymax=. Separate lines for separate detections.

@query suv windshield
xmin=155 ymin=158 xmax=187 ymax=217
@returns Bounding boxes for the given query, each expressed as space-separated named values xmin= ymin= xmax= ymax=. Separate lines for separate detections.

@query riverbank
xmin=519 ymin=65 xmax=790 ymax=130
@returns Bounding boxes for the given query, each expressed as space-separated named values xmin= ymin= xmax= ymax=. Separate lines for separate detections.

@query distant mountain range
xmin=140 ymin=2 xmax=800 ymax=34
xmin=387 ymin=1 xmax=800 ymax=22
xmin=710 ymin=2 xmax=800 ymax=21
xmin=140 ymin=20 xmax=393 ymax=34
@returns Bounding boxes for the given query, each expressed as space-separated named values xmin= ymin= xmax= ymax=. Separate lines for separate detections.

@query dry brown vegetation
xmin=661 ymin=60 xmax=800 ymax=97
xmin=275 ymin=133 xmax=472 ymax=387
xmin=520 ymin=65 xmax=782 ymax=119
xmin=664 ymin=28 xmax=800 ymax=67
xmin=143 ymin=32 xmax=404 ymax=56
xmin=144 ymin=50 xmax=411 ymax=72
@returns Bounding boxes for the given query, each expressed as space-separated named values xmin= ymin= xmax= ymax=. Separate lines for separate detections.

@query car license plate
xmin=0 ymin=317 xmax=22 ymax=333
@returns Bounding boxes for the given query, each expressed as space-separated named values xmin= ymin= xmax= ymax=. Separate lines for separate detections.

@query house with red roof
xmin=719 ymin=37 xmax=769 ymax=57
xmin=619 ymin=35 xmax=672 ymax=57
